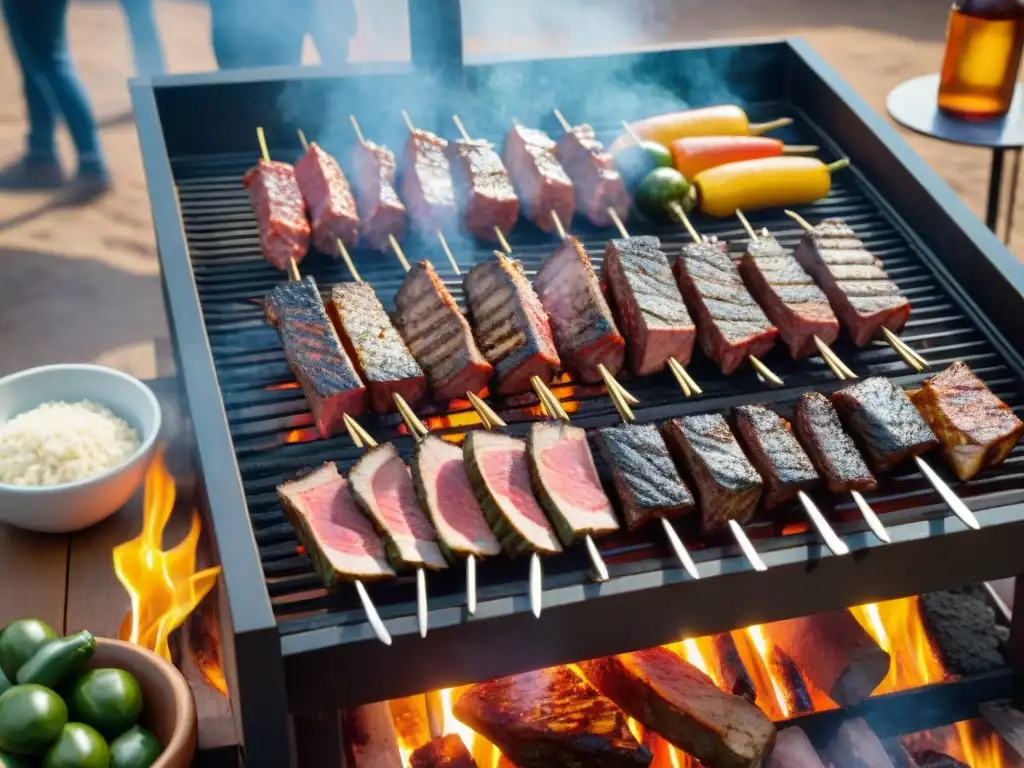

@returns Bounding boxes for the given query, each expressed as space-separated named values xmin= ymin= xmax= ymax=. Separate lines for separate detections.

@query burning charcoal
xmin=920 ymin=590 xmax=1006 ymax=675
xmin=909 ymin=751 xmax=968 ymax=768
xmin=823 ymin=718 xmax=895 ymax=768
xmin=766 ymin=727 xmax=826 ymax=768
xmin=710 ymin=633 xmax=756 ymax=702
xmin=341 ymin=703 xmax=404 ymax=768
xmin=410 ymin=734 xmax=478 ymax=768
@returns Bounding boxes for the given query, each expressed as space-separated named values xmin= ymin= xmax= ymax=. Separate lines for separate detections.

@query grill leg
xmin=1010 ymin=578 xmax=1024 ymax=704
xmin=987 ymin=147 xmax=1006 ymax=232
xmin=1005 ymin=148 xmax=1021 ymax=245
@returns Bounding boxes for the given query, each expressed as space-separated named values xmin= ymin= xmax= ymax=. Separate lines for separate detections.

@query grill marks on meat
xmin=597 ymin=423 xmax=694 ymax=531
xmin=394 ymin=261 xmax=493 ymax=401
xmin=662 ymin=414 xmax=763 ymax=534
xmin=401 ymin=128 xmax=458 ymax=234
xmin=453 ymin=666 xmax=651 ymax=768
xmin=793 ymin=219 xmax=911 ymax=346
xmin=527 ymin=421 xmax=619 ymax=546
xmin=555 ymin=124 xmax=630 ymax=228
xmin=738 ymin=233 xmax=839 ymax=359
xmin=447 ymin=139 xmax=519 ymax=241
xmin=603 ymin=236 xmax=696 ymax=375
xmin=351 ymin=140 xmax=406 ymax=251
xmin=277 ymin=464 xmax=394 ymax=588
xmin=674 ymin=241 xmax=778 ymax=374
xmin=832 ymin=376 xmax=939 ymax=474
xmin=464 ymin=252 xmax=560 ymax=396
xmin=732 ymin=405 xmax=819 ymax=513
xmin=244 ymin=159 xmax=311 ymax=270
xmin=265 ymin=277 xmax=367 ymax=437
xmin=294 ymin=142 xmax=359 ymax=253
xmin=534 ymin=237 xmax=625 ymax=382
xmin=502 ymin=125 xmax=575 ymax=234
xmin=348 ymin=443 xmax=448 ymax=570
xmin=794 ymin=392 xmax=877 ymax=493
xmin=330 ymin=283 xmax=426 ymax=413
xmin=411 ymin=435 xmax=502 ymax=562
xmin=911 ymin=361 xmax=1024 ymax=481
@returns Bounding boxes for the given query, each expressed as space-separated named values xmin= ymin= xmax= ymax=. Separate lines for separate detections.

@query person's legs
xmin=118 ymin=0 xmax=165 ymax=76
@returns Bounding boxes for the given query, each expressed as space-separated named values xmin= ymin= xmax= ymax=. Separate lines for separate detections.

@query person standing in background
xmin=119 ymin=0 xmax=166 ymax=76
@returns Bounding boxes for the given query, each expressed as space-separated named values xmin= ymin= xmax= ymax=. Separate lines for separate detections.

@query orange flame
xmin=112 ymin=446 xmax=222 ymax=662
xmin=266 ymin=381 xmax=300 ymax=391
xmin=851 ymin=597 xmax=946 ymax=692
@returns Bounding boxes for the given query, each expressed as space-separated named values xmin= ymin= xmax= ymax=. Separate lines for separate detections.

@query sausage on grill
xmin=244 ymin=159 xmax=311 ymax=270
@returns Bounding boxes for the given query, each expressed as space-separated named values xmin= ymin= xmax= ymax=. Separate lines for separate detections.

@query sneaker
xmin=0 ymin=156 xmax=64 ymax=190
xmin=64 ymin=167 xmax=112 ymax=203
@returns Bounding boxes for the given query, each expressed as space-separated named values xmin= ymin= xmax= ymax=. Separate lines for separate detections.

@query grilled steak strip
xmin=329 ymin=282 xmax=426 ymax=414
xmin=738 ymin=232 xmax=839 ymax=359
xmin=912 ymin=361 xmax=1024 ymax=481
xmin=534 ymin=237 xmax=626 ymax=382
xmin=578 ymin=648 xmax=777 ymax=768
xmin=453 ymin=666 xmax=651 ymax=768
xmin=348 ymin=443 xmax=448 ymax=570
xmin=265 ymin=277 xmax=367 ymax=437
xmin=732 ymin=405 xmax=819 ymax=513
xmin=674 ymin=241 xmax=778 ymax=374
xmin=603 ymin=236 xmax=696 ymax=375
xmin=277 ymin=463 xmax=395 ymax=588
xmin=401 ymin=128 xmax=458 ymax=234
xmin=244 ymin=159 xmax=311 ymax=271
xmin=294 ymin=142 xmax=359 ymax=253
xmin=447 ymin=139 xmax=520 ymax=241
xmin=502 ymin=125 xmax=575 ymax=234
xmin=793 ymin=218 xmax=911 ymax=347
xmin=662 ymin=413 xmax=763 ymax=534
xmin=832 ymin=376 xmax=939 ymax=473
xmin=794 ymin=392 xmax=877 ymax=493
xmin=464 ymin=252 xmax=561 ymax=396
xmin=394 ymin=260 xmax=493 ymax=401
xmin=597 ymin=423 xmax=695 ymax=531
xmin=351 ymin=140 xmax=407 ymax=251
xmin=555 ymin=123 xmax=630 ymax=228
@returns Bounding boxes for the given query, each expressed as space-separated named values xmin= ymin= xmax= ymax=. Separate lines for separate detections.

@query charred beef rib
xmin=502 ymin=125 xmax=575 ymax=234
xmin=794 ymin=392 xmax=877 ymax=494
xmin=244 ymin=158 xmax=311 ymax=271
xmin=732 ymin=405 xmax=819 ymax=513
xmin=294 ymin=141 xmax=359 ymax=253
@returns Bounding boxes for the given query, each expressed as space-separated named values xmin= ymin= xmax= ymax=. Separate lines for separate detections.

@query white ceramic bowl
xmin=0 ymin=364 xmax=162 ymax=533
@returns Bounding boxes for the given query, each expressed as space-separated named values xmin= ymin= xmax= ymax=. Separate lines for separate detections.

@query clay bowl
xmin=86 ymin=638 xmax=197 ymax=768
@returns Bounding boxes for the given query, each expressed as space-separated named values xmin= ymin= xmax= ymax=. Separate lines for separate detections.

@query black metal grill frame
xmin=131 ymin=34 xmax=1024 ymax=765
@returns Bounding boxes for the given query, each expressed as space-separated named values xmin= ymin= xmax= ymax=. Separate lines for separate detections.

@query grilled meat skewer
xmin=552 ymin=109 xmax=630 ymax=229
xmin=449 ymin=115 xmax=520 ymax=242
xmin=400 ymin=112 xmax=459 ymax=235
xmin=244 ymin=157 xmax=311 ymax=271
xmin=294 ymin=134 xmax=359 ymax=253
xmin=502 ymin=122 xmax=575 ymax=234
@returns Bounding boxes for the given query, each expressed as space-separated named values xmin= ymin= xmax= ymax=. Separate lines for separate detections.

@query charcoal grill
xmin=131 ymin=16 xmax=1024 ymax=765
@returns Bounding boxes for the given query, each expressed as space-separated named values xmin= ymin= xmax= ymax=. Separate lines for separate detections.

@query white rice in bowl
xmin=0 ymin=401 xmax=141 ymax=487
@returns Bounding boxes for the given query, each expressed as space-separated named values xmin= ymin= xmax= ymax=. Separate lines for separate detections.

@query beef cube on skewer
xmin=401 ymin=128 xmax=458 ymax=235
xmin=464 ymin=251 xmax=561 ymax=396
xmin=662 ymin=413 xmax=763 ymax=534
xmin=446 ymin=138 xmax=520 ymax=241
xmin=911 ymin=361 xmax=1024 ymax=481
xmin=674 ymin=240 xmax=778 ymax=375
xmin=793 ymin=219 xmax=911 ymax=347
xmin=502 ymin=125 xmax=575 ymax=234
xmin=555 ymin=122 xmax=630 ymax=228
xmin=329 ymin=283 xmax=426 ymax=414
xmin=351 ymin=139 xmax=406 ymax=251
xmin=732 ymin=405 xmax=819 ymax=513
xmin=394 ymin=261 xmax=493 ymax=401
xmin=294 ymin=141 xmax=359 ymax=253
xmin=794 ymin=392 xmax=877 ymax=494
xmin=603 ymin=236 xmax=696 ymax=375
xmin=265 ymin=277 xmax=367 ymax=437
xmin=244 ymin=159 xmax=311 ymax=271
xmin=534 ymin=237 xmax=626 ymax=382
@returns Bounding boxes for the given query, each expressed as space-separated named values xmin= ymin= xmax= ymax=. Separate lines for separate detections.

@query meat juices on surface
xmin=464 ymin=252 xmax=560 ymax=396
xmin=400 ymin=128 xmax=458 ymax=235
xmin=732 ymin=405 xmax=819 ymax=513
xmin=596 ymin=422 xmax=695 ymax=531
xmin=832 ymin=376 xmax=939 ymax=474
xmin=277 ymin=464 xmax=395 ymax=588
xmin=351 ymin=140 xmax=407 ymax=251
xmin=244 ymin=159 xmax=311 ymax=271
xmin=737 ymin=232 xmax=839 ymax=359
xmin=502 ymin=125 xmax=575 ymax=234
xmin=912 ymin=360 xmax=1024 ymax=481
xmin=603 ymin=236 xmax=696 ymax=375
xmin=555 ymin=123 xmax=630 ymax=228
xmin=294 ymin=142 xmax=359 ymax=252
xmin=793 ymin=218 xmax=911 ymax=347
xmin=674 ymin=240 xmax=778 ymax=374
xmin=534 ymin=237 xmax=625 ymax=382
xmin=394 ymin=261 xmax=493 ymax=402
xmin=793 ymin=392 xmax=877 ymax=494
xmin=662 ymin=413 xmax=763 ymax=534
xmin=264 ymin=277 xmax=367 ymax=437
xmin=446 ymin=138 xmax=519 ymax=241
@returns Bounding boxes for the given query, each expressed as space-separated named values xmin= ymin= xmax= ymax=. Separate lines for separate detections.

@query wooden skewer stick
xmin=669 ymin=201 xmax=785 ymax=388
xmin=349 ymin=115 xmax=368 ymax=147
xmin=494 ymin=226 xmax=513 ymax=254
xmin=550 ymin=208 xmax=569 ymax=241
xmin=452 ymin=113 xmax=471 ymax=142
xmin=388 ymin=234 xmax=412 ymax=272
xmin=465 ymin=390 xmax=506 ymax=429
xmin=436 ymin=231 xmax=462 ymax=275
xmin=553 ymin=108 xmax=572 ymax=134
xmin=749 ymin=117 xmax=795 ymax=136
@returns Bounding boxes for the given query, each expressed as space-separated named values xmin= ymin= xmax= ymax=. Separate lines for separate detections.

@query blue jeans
xmin=2 ymin=0 xmax=104 ymax=171
xmin=119 ymin=0 xmax=165 ymax=76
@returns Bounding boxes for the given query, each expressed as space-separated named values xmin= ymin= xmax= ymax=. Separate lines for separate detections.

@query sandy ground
xmin=0 ymin=0 xmax=1013 ymax=378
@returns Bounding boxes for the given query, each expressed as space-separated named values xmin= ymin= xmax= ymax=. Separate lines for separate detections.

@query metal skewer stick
xmin=669 ymin=201 xmax=786 ymax=388
xmin=783 ymin=209 xmax=929 ymax=372
xmin=257 ymin=126 xmax=393 ymax=645
xmin=914 ymin=456 xmax=981 ymax=530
